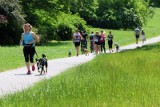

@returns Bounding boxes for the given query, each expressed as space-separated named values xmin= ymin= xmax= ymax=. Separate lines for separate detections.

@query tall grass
xmin=1 ymin=43 xmax=160 ymax=107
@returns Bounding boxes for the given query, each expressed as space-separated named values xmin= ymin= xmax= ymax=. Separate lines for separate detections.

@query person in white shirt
xmin=73 ymin=30 xmax=82 ymax=56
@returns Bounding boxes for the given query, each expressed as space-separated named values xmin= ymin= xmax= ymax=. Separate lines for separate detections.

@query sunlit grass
xmin=0 ymin=41 xmax=75 ymax=72
xmin=1 ymin=43 xmax=160 ymax=107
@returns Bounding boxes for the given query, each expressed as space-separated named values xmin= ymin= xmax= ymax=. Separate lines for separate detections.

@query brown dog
xmin=84 ymin=48 xmax=89 ymax=56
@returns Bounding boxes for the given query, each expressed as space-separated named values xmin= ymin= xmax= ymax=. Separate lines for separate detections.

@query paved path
xmin=0 ymin=36 xmax=160 ymax=97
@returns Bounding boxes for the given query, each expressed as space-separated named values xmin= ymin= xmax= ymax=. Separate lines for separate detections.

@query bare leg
xmin=94 ymin=44 xmax=98 ymax=55
xmin=136 ymin=38 xmax=138 ymax=44
xmin=98 ymin=45 xmax=101 ymax=54
xmin=26 ymin=62 xmax=30 ymax=71
xmin=76 ymin=46 xmax=79 ymax=56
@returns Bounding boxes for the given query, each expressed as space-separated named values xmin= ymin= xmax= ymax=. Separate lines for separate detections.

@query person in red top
xmin=100 ymin=30 xmax=106 ymax=53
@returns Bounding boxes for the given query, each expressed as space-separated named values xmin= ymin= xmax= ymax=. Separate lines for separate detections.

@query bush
xmin=55 ymin=12 xmax=87 ymax=41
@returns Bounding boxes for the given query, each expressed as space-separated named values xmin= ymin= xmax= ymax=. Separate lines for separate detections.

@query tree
xmin=0 ymin=0 xmax=25 ymax=45
xmin=96 ymin=0 xmax=153 ymax=30
xmin=70 ymin=0 xmax=98 ymax=26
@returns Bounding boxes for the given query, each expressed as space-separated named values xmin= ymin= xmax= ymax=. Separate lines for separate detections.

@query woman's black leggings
xmin=100 ymin=42 xmax=106 ymax=52
xmin=23 ymin=46 xmax=35 ymax=63
xmin=108 ymin=40 xmax=113 ymax=49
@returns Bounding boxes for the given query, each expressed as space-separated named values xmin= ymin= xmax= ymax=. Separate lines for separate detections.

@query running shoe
xmin=27 ymin=70 xmax=31 ymax=75
xmin=32 ymin=65 xmax=35 ymax=71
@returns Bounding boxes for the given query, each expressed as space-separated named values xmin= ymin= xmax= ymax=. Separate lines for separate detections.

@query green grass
xmin=88 ymin=8 xmax=160 ymax=46
xmin=0 ymin=41 xmax=76 ymax=72
xmin=1 ymin=43 xmax=160 ymax=107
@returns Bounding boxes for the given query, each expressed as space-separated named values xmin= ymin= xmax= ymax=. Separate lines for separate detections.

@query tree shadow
xmin=140 ymin=44 xmax=160 ymax=51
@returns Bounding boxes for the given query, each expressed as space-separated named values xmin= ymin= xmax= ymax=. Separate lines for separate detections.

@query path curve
xmin=0 ymin=36 xmax=160 ymax=97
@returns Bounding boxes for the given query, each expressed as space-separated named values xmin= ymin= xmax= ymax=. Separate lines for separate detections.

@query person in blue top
xmin=20 ymin=23 xmax=39 ymax=74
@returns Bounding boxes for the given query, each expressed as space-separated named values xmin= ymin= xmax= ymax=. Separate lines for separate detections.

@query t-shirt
xmin=135 ymin=28 xmax=140 ymax=35
xmin=94 ymin=35 xmax=100 ymax=42
xmin=108 ymin=35 xmax=113 ymax=41
xmin=100 ymin=34 xmax=105 ymax=42
xmin=141 ymin=31 xmax=145 ymax=35
xmin=90 ymin=34 xmax=94 ymax=41
xmin=82 ymin=32 xmax=88 ymax=41
xmin=73 ymin=33 xmax=81 ymax=42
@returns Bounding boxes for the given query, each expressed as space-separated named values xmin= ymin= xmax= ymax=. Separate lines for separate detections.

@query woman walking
xmin=90 ymin=31 xmax=94 ymax=53
xmin=21 ymin=23 xmax=39 ymax=74
xmin=73 ymin=30 xmax=82 ymax=56
xmin=141 ymin=29 xmax=146 ymax=44
xmin=100 ymin=30 xmax=106 ymax=53
xmin=94 ymin=31 xmax=101 ymax=55
xmin=107 ymin=31 xmax=114 ymax=53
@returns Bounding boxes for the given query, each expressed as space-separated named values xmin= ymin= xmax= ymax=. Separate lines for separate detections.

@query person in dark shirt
xmin=81 ymin=31 xmax=88 ymax=49
xmin=94 ymin=31 xmax=101 ymax=55
xmin=107 ymin=31 xmax=114 ymax=53
xmin=90 ymin=31 xmax=94 ymax=53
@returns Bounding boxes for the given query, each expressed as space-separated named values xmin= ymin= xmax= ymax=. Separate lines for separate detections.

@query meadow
xmin=1 ymin=43 xmax=160 ymax=107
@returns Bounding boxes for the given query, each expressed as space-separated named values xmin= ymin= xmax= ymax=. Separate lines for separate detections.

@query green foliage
xmin=20 ymin=0 xmax=87 ymax=41
xmin=149 ymin=0 xmax=160 ymax=7
xmin=56 ymin=13 xmax=87 ymax=40
xmin=0 ymin=0 xmax=157 ymax=45
xmin=0 ymin=0 xmax=25 ymax=45
xmin=70 ymin=0 xmax=98 ymax=26
xmin=96 ymin=0 xmax=153 ymax=30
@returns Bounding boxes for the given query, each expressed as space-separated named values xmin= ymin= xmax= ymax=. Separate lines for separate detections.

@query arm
xmin=31 ymin=32 xmax=40 ymax=44
xmin=21 ymin=34 xmax=23 ymax=41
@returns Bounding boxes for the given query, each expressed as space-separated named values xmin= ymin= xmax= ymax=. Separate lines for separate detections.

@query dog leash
xmin=34 ymin=48 xmax=39 ymax=58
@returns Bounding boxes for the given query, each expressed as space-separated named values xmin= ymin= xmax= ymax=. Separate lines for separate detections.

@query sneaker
xmin=32 ymin=65 xmax=35 ymax=71
xmin=27 ymin=70 xmax=31 ymax=75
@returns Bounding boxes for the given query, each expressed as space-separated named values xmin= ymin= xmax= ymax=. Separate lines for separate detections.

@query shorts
xmin=135 ymin=35 xmax=140 ymax=39
xmin=141 ymin=35 xmax=145 ymax=40
xmin=23 ymin=46 xmax=35 ymax=63
xmin=94 ymin=41 xmax=100 ymax=45
xmin=74 ymin=42 xmax=80 ymax=47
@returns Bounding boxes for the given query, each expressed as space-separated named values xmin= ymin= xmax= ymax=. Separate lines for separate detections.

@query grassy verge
xmin=1 ymin=43 xmax=160 ymax=107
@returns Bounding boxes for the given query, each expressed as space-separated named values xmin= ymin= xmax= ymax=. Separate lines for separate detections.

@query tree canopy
xmin=0 ymin=0 xmax=155 ymax=45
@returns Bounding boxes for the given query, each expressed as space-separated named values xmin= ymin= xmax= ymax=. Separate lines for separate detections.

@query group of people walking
xmin=21 ymin=23 xmax=146 ymax=74
xmin=73 ymin=30 xmax=114 ymax=56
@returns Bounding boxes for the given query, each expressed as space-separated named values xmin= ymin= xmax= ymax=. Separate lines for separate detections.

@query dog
xmin=114 ymin=43 xmax=120 ymax=52
xmin=36 ymin=54 xmax=48 ymax=75
xmin=68 ymin=49 xmax=72 ymax=57
xmin=83 ymin=48 xmax=89 ymax=56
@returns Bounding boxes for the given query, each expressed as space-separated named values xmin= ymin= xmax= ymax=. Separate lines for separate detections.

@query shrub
xmin=56 ymin=12 xmax=87 ymax=41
